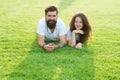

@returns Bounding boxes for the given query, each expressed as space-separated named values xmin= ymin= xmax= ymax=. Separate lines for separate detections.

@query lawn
xmin=0 ymin=0 xmax=120 ymax=80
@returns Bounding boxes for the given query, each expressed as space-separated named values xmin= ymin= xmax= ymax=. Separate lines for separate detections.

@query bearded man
xmin=37 ymin=5 xmax=67 ymax=52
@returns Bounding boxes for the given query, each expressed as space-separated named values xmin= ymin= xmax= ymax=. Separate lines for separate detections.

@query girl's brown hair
xmin=69 ymin=13 xmax=92 ymax=44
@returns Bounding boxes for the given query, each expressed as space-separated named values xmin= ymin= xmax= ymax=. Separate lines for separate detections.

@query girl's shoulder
xmin=67 ymin=27 xmax=72 ymax=35
xmin=66 ymin=27 xmax=71 ymax=31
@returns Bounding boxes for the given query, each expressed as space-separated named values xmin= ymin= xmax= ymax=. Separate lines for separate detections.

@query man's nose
xmin=50 ymin=17 xmax=54 ymax=20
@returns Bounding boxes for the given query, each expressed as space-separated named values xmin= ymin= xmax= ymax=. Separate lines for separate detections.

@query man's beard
xmin=46 ymin=20 xmax=57 ymax=29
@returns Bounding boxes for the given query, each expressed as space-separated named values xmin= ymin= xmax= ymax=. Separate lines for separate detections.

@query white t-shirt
xmin=37 ymin=18 xmax=67 ymax=41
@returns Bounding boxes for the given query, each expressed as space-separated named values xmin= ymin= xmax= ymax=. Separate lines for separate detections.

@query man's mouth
xmin=49 ymin=21 xmax=54 ymax=23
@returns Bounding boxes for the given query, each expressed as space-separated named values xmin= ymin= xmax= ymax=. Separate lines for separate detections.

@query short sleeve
xmin=59 ymin=25 xmax=67 ymax=36
xmin=37 ymin=19 xmax=45 ymax=35
xmin=57 ymin=18 xmax=67 ymax=36
xmin=67 ymin=28 xmax=72 ymax=38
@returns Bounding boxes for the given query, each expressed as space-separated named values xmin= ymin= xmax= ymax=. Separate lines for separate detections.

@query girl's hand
xmin=73 ymin=30 xmax=84 ymax=34
xmin=75 ymin=43 xmax=83 ymax=49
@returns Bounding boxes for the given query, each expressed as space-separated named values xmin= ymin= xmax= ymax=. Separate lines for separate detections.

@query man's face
xmin=45 ymin=11 xmax=58 ymax=29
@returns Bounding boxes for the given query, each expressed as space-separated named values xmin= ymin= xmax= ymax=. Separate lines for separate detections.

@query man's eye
xmin=53 ymin=15 xmax=56 ymax=17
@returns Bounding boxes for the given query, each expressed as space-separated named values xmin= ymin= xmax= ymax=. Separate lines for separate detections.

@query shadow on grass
xmin=8 ymin=34 xmax=95 ymax=80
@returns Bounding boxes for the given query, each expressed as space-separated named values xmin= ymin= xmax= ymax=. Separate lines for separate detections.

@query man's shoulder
xmin=57 ymin=18 xmax=65 ymax=25
xmin=38 ymin=18 xmax=46 ymax=26
xmin=57 ymin=18 xmax=63 ymax=22
xmin=38 ymin=17 xmax=45 ymax=23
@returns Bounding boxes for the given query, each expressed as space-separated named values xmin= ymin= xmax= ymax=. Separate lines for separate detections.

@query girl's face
xmin=74 ymin=17 xmax=83 ymax=30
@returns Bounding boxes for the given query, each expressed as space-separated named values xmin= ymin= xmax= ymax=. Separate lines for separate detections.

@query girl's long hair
xmin=69 ymin=13 xmax=92 ymax=44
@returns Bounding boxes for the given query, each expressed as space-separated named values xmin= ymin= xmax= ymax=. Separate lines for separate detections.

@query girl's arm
xmin=68 ymin=30 xmax=76 ymax=47
xmin=68 ymin=30 xmax=84 ymax=47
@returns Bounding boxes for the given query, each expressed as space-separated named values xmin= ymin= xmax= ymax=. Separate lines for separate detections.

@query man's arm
xmin=38 ymin=34 xmax=55 ymax=52
xmin=54 ymin=34 xmax=67 ymax=48
xmin=38 ymin=34 xmax=45 ymax=48
xmin=59 ymin=34 xmax=67 ymax=46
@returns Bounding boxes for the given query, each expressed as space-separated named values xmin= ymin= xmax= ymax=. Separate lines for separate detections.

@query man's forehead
xmin=47 ymin=11 xmax=57 ymax=15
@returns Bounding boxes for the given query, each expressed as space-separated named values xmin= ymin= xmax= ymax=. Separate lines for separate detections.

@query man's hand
xmin=43 ymin=43 xmax=55 ymax=52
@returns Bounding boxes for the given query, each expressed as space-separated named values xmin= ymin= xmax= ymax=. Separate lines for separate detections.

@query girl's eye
xmin=75 ymin=21 xmax=78 ymax=23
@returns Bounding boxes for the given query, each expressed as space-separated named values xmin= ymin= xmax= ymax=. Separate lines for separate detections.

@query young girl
xmin=67 ymin=13 xmax=92 ymax=49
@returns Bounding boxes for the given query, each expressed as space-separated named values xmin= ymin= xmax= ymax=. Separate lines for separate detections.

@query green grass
xmin=0 ymin=0 xmax=120 ymax=80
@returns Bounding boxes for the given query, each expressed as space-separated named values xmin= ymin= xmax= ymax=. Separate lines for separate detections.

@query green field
xmin=0 ymin=0 xmax=120 ymax=80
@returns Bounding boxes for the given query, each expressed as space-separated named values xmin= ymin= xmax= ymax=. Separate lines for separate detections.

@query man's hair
xmin=45 ymin=5 xmax=58 ymax=15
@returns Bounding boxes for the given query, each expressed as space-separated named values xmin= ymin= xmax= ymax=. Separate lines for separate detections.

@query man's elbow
xmin=38 ymin=41 xmax=42 ymax=47
xmin=64 ymin=41 xmax=67 ymax=45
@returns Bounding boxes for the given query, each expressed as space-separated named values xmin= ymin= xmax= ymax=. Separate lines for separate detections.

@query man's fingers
xmin=46 ymin=45 xmax=53 ymax=48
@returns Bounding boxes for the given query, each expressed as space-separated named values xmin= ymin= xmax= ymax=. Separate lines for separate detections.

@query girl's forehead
xmin=75 ymin=17 xmax=82 ymax=20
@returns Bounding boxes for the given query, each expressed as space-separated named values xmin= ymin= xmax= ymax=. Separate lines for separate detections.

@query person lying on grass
xmin=37 ymin=5 xmax=67 ymax=52
xmin=67 ymin=13 xmax=92 ymax=49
